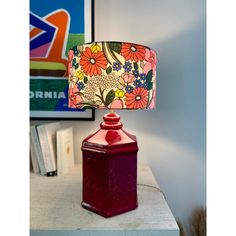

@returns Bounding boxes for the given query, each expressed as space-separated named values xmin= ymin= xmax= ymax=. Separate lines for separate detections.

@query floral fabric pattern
xmin=79 ymin=47 xmax=108 ymax=76
xmin=121 ymin=43 xmax=146 ymax=62
xmin=68 ymin=42 xmax=157 ymax=109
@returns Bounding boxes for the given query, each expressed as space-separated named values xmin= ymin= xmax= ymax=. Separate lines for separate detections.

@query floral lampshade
xmin=68 ymin=41 xmax=157 ymax=109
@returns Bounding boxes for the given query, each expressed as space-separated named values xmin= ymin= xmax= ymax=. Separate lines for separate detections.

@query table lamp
xmin=68 ymin=41 xmax=157 ymax=217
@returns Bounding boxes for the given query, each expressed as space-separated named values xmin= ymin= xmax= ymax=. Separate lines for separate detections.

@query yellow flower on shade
xmin=90 ymin=44 xmax=101 ymax=53
xmin=115 ymin=89 xmax=125 ymax=98
xmin=76 ymin=70 xmax=84 ymax=80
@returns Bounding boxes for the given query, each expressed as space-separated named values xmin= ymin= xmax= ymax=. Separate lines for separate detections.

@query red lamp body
xmin=81 ymin=112 xmax=139 ymax=217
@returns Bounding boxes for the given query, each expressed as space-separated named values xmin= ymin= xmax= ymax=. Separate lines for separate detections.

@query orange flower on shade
xmin=125 ymin=87 xmax=149 ymax=109
xmin=121 ymin=43 xmax=146 ymax=62
xmin=79 ymin=47 xmax=108 ymax=77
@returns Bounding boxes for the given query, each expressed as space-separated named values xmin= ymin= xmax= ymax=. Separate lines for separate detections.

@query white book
xmin=30 ymin=126 xmax=46 ymax=175
xmin=57 ymin=127 xmax=74 ymax=175
xmin=30 ymin=139 xmax=39 ymax=173
xmin=37 ymin=122 xmax=61 ymax=175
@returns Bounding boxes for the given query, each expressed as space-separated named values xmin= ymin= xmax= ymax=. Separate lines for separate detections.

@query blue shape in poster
xmin=30 ymin=0 xmax=84 ymax=34
xmin=30 ymin=12 xmax=56 ymax=50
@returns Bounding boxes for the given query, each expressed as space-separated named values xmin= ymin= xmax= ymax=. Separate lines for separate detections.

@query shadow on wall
xmin=118 ymin=21 xmax=206 ymax=157
xmin=156 ymin=21 xmax=206 ymax=156
xmin=113 ymin=22 xmax=206 ymax=235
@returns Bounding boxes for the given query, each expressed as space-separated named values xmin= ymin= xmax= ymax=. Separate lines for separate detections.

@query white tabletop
xmin=30 ymin=164 xmax=179 ymax=236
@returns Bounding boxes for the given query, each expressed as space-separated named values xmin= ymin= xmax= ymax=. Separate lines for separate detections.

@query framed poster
xmin=30 ymin=0 xmax=95 ymax=120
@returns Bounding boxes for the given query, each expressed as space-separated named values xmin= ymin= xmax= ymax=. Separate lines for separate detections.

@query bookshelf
xmin=30 ymin=163 xmax=179 ymax=236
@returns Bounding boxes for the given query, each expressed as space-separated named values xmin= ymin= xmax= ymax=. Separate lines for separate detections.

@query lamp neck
xmin=100 ymin=111 xmax=123 ymax=130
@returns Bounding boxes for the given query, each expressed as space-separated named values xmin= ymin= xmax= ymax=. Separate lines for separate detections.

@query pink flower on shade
xmin=68 ymin=86 xmax=83 ymax=108
xmin=68 ymin=62 xmax=72 ymax=75
xmin=68 ymin=49 xmax=74 ymax=61
xmin=67 ymin=50 xmax=74 ymax=75
xmin=143 ymin=49 xmax=157 ymax=75
xmin=121 ymin=72 xmax=135 ymax=84
xmin=110 ymin=99 xmax=123 ymax=109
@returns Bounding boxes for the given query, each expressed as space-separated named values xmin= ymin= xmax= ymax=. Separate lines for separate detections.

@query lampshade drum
xmin=68 ymin=41 xmax=157 ymax=217
xmin=81 ymin=112 xmax=139 ymax=217
xmin=68 ymin=41 xmax=156 ymax=110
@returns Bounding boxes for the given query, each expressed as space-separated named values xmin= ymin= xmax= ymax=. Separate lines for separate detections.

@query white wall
xmin=95 ymin=0 xmax=206 ymax=234
xmin=31 ymin=0 xmax=206 ymax=234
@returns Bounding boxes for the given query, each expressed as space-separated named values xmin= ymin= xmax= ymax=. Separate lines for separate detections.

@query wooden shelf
xmin=30 ymin=164 xmax=179 ymax=236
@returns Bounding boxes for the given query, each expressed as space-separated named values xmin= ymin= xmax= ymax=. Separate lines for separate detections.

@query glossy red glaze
xmin=81 ymin=112 xmax=139 ymax=217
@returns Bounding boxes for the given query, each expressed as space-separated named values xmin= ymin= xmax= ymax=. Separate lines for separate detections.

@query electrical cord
xmin=137 ymin=183 xmax=166 ymax=200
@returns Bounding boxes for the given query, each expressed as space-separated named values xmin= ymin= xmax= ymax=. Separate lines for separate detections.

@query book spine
xmin=56 ymin=131 xmax=63 ymax=175
xmin=47 ymin=129 xmax=57 ymax=171
xmin=37 ymin=126 xmax=56 ymax=173
xmin=56 ymin=128 xmax=74 ymax=175
xmin=30 ymin=138 xmax=39 ymax=173
xmin=30 ymin=127 xmax=46 ymax=175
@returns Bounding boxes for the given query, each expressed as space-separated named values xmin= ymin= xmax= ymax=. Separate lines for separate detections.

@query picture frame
xmin=30 ymin=0 xmax=95 ymax=120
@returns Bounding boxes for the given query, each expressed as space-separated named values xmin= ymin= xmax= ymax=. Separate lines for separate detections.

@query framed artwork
xmin=30 ymin=0 xmax=95 ymax=120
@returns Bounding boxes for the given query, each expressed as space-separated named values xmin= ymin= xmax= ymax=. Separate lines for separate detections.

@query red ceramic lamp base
xmin=81 ymin=111 xmax=139 ymax=217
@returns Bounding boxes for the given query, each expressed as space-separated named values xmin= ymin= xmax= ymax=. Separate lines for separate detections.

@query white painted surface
xmin=30 ymin=164 xmax=178 ymax=235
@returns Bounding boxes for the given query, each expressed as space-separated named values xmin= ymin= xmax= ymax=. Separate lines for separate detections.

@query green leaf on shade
xmin=74 ymin=63 xmax=79 ymax=70
xmin=84 ymin=76 xmax=88 ymax=84
xmin=75 ymin=92 xmax=84 ymax=96
xmin=106 ymin=66 xmax=112 ymax=75
xmin=146 ymin=82 xmax=153 ymax=91
xmin=82 ymin=106 xmax=95 ymax=109
xmin=109 ymin=42 xmax=122 ymax=54
xmin=146 ymin=70 xmax=153 ymax=83
xmin=77 ymin=102 xmax=97 ymax=109
xmin=71 ymin=46 xmax=79 ymax=55
xmin=133 ymin=62 xmax=138 ymax=70
xmin=105 ymin=90 xmax=115 ymax=107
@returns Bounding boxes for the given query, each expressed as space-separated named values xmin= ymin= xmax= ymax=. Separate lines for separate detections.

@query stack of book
xmin=30 ymin=122 xmax=74 ymax=176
